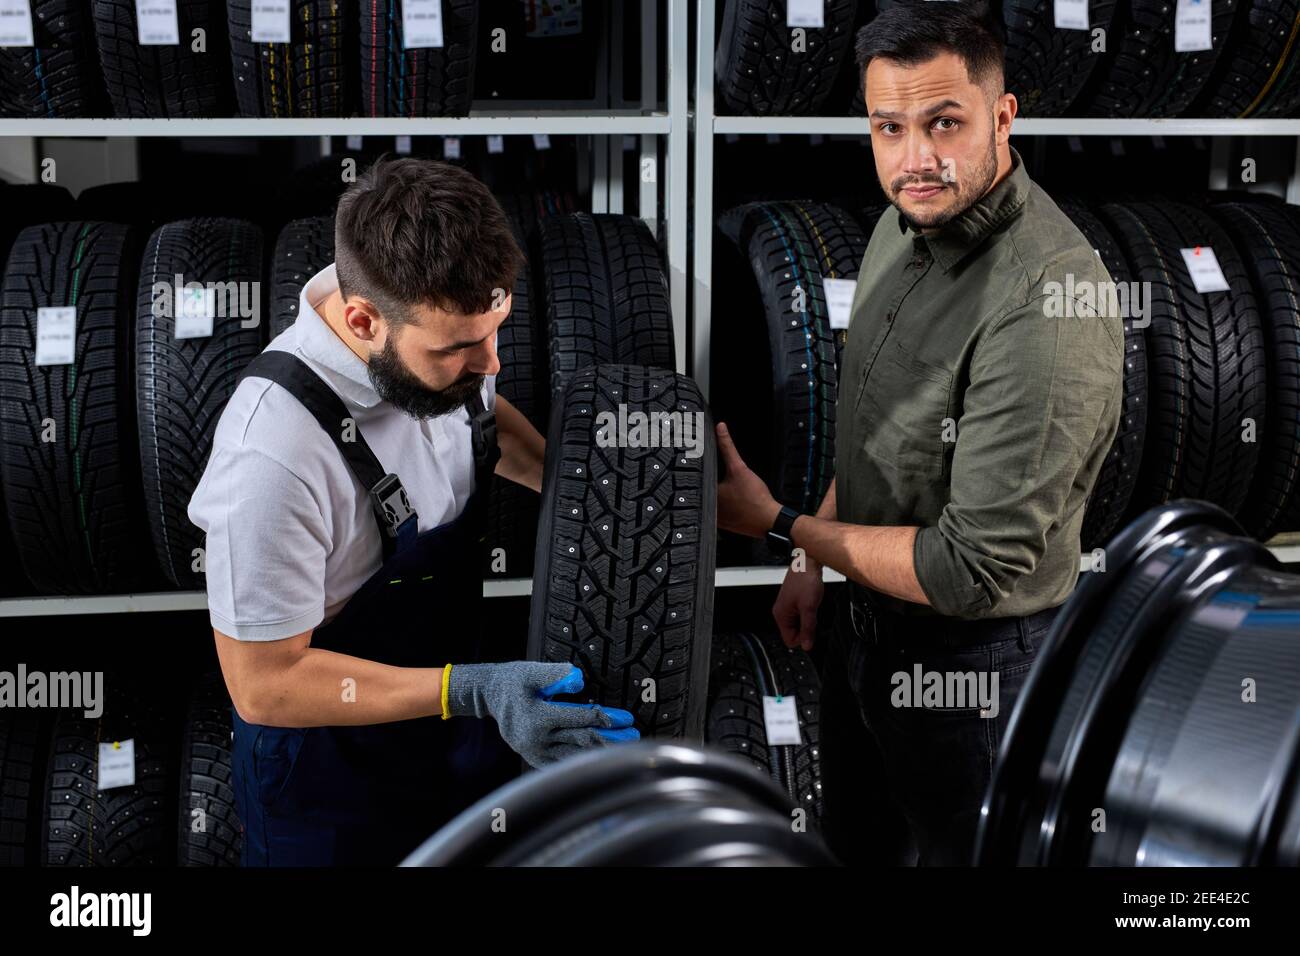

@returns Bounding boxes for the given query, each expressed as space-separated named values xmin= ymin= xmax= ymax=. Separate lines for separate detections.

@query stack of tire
xmin=0 ymin=217 xmax=267 ymax=595
xmin=0 ymin=0 xmax=480 ymax=118
xmin=0 ymin=670 xmax=241 ymax=867
xmin=713 ymin=1 xmax=1300 ymax=118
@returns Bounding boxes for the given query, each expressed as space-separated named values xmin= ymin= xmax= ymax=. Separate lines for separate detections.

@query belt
xmin=847 ymin=586 xmax=1060 ymax=652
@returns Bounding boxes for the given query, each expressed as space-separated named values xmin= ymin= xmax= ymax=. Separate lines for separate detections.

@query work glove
xmin=444 ymin=662 xmax=639 ymax=768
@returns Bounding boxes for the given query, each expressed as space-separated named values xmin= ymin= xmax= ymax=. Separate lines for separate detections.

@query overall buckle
xmin=850 ymin=597 xmax=879 ymax=646
xmin=369 ymin=473 xmax=415 ymax=540
xmin=469 ymin=404 xmax=500 ymax=472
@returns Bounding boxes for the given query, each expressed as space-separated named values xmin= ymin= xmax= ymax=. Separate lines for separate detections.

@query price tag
xmin=1180 ymin=246 xmax=1230 ymax=293
xmin=346 ymin=134 xmax=363 ymax=150
xmin=486 ymin=134 xmax=504 ymax=154
xmin=823 ymin=277 xmax=857 ymax=330
xmin=763 ymin=695 xmax=802 ymax=746
xmin=0 ymin=0 xmax=34 ymax=47
xmin=532 ymin=133 xmax=551 ymax=150
xmin=98 ymin=740 xmax=136 ymax=791
xmin=623 ymin=134 xmax=637 ymax=152
xmin=1174 ymin=0 xmax=1213 ymax=53
xmin=786 ymin=0 xmax=823 ymax=28
xmin=402 ymin=0 xmax=444 ymax=48
xmin=443 ymin=136 xmax=460 ymax=159
xmin=395 ymin=134 xmax=412 ymax=154
xmin=175 ymin=285 xmax=216 ymax=339
xmin=1053 ymin=0 xmax=1088 ymax=30
xmin=251 ymin=1 xmax=290 ymax=43
xmin=136 ymin=1 xmax=179 ymax=45
xmin=35 ymin=307 xmax=76 ymax=366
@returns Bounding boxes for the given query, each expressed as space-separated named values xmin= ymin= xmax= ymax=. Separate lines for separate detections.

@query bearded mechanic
xmin=714 ymin=5 xmax=1124 ymax=865
xmin=188 ymin=158 xmax=638 ymax=867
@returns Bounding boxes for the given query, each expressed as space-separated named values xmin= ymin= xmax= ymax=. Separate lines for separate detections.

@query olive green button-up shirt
xmin=837 ymin=145 xmax=1124 ymax=619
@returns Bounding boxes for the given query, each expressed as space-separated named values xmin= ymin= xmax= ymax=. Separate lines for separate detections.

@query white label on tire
xmin=487 ymin=134 xmax=504 ymax=154
xmin=443 ymin=136 xmax=461 ymax=159
xmin=1053 ymin=0 xmax=1088 ymax=30
xmin=35 ymin=307 xmax=76 ymax=366
xmin=1174 ymin=0 xmax=1213 ymax=52
xmin=251 ymin=1 xmax=290 ymax=43
xmin=0 ymin=0 xmax=34 ymax=47
xmin=763 ymin=695 xmax=802 ymax=746
xmin=532 ymin=133 xmax=551 ymax=150
xmin=787 ymin=0 xmax=824 ymax=28
xmin=136 ymin=1 xmax=180 ymax=45
xmin=346 ymin=134 xmax=363 ymax=150
xmin=175 ymin=286 xmax=216 ymax=339
xmin=823 ymin=277 xmax=857 ymax=330
xmin=1180 ymin=246 xmax=1230 ymax=293
xmin=395 ymin=134 xmax=412 ymax=154
xmin=98 ymin=739 xmax=136 ymax=791
xmin=402 ymin=0 xmax=444 ymax=48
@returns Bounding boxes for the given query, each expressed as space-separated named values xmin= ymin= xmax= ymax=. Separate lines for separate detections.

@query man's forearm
xmin=243 ymin=647 xmax=442 ymax=729
xmin=791 ymin=510 xmax=929 ymax=605
xmin=494 ymin=394 xmax=545 ymax=492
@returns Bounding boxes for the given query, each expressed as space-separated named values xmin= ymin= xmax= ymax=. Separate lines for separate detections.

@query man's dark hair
xmin=854 ymin=2 xmax=1006 ymax=104
xmin=334 ymin=156 xmax=526 ymax=325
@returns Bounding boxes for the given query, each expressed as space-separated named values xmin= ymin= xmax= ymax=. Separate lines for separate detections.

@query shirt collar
xmin=896 ymin=144 xmax=1029 ymax=274
xmin=293 ymin=262 xmax=383 ymax=409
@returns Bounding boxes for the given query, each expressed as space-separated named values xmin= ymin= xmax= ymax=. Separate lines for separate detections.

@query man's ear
xmin=343 ymin=297 xmax=382 ymax=340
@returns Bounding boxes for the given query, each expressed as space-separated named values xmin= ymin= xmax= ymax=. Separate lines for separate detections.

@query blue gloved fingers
xmin=594 ymin=726 xmax=640 ymax=743
xmin=537 ymin=664 xmax=585 ymax=699
xmin=597 ymin=706 xmax=635 ymax=729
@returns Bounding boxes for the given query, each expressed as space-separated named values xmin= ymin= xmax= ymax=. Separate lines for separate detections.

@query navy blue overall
xmin=228 ymin=351 xmax=517 ymax=866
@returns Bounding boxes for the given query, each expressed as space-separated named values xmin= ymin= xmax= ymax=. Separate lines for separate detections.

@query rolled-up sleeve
xmin=913 ymin=294 xmax=1120 ymax=617
xmin=188 ymin=445 xmax=330 ymax=641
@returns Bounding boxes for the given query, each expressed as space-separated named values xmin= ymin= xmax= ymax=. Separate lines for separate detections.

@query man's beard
xmin=368 ymin=333 xmax=484 ymax=419
xmin=889 ymin=130 xmax=998 ymax=230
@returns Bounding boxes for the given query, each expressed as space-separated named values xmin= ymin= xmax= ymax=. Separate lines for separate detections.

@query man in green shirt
xmin=714 ymin=5 xmax=1124 ymax=864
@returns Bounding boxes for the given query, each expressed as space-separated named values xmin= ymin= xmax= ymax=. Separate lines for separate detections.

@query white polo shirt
xmin=187 ymin=263 xmax=495 ymax=642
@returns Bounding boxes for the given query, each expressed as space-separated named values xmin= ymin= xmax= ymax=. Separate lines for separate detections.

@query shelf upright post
xmin=691 ymin=0 xmax=716 ymax=394
xmin=667 ymin=0 xmax=690 ymax=375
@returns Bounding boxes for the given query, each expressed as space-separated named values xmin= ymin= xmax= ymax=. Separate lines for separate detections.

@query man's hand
xmin=773 ymin=563 xmax=824 ymax=651
xmin=445 ymin=661 xmax=639 ymax=768
xmin=715 ymin=422 xmax=781 ymax=538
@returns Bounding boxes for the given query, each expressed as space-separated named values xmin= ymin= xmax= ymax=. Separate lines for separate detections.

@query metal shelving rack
xmin=3 ymin=0 xmax=1299 ymax=616
xmin=0 ymin=0 xmax=688 ymax=617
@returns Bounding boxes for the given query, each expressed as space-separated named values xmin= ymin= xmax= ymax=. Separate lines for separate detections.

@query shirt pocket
xmin=858 ymin=339 xmax=953 ymax=476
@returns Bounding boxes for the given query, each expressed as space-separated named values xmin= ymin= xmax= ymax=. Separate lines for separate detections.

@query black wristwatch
xmin=766 ymin=505 xmax=801 ymax=559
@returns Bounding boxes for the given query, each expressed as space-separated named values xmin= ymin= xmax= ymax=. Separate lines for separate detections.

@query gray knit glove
xmin=445 ymin=662 xmax=639 ymax=768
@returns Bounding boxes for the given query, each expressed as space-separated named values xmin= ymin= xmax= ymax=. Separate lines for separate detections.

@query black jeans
xmin=819 ymin=591 xmax=1057 ymax=866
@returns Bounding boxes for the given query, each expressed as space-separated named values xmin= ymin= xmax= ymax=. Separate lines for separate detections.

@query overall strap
xmin=463 ymin=389 xmax=501 ymax=499
xmin=236 ymin=351 xmax=418 ymax=560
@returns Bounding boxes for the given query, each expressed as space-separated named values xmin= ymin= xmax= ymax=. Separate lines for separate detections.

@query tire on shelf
xmin=1193 ymin=0 xmax=1300 ymax=117
xmin=0 ymin=0 xmax=106 ymax=117
xmin=178 ymin=672 xmax=241 ymax=867
xmin=226 ymin=0 xmax=357 ymax=118
xmin=1002 ymin=0 xmax=1118 ymax=116
xmin=527 ymin=364 xmax=717 ymax=742
xmin=713 ymin=201 xmax=866 ymax=523
xmin=42 ymin=677 xmax=175 ymax=866
xmin=1095 ymin=200 xmax=1266 ymax=519
xmin=136 ymin=218 xmax=267 ymax=590
xmin=1076 ymin=0 xmax=1240 ymax=117
xmin=1054 ymin=195 xmax=1148 ymax=550
xmin=705 ymin=630 xmax=823 ymax=823
xmin=0 ymin=222 xmax=151 ymax=595
xmin=0 ymin=185 xmax=77 ymax=266
xmin=485 ymin=203 xmax=544 ymax=579
xmin=537 ymin=213 xmax=675 ymax=398
xmin=359 ymin=0 xmax=478 ymax=117
xmin=0 ymin=710 xmax=49 ymax=865
xmin=269 ymin=214 xmax=335 ymax=339
xmin=91 ymin=0 xmax=231 ymax=118
xmin=1205 ymin=199 xmax=1300 ymax=538
xmin=714 ymin=0 xmax=859 ymax=116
